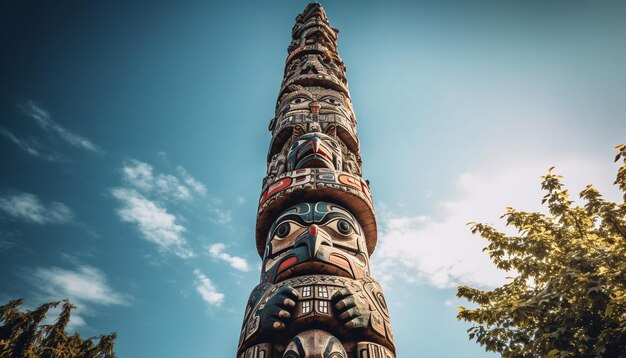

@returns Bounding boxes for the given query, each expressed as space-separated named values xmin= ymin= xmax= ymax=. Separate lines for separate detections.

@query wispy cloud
xmin=0 ymin=191 xmax=73 ymax=224
xmin=112 ymin=159 xmax=238 ymax=259
xmin=28 ymin=265 xmax=128 ymax=328
xmin=112 ymin=160 xmax=214 ymax=258
xmin=0 ymin=229 xmax=17 ymax=252
xmin=33 ymin=265 xmax=127 ymax=305
xmin=208 ymin=243 xmax=250 ymax=272
xmin=111 ymin=188 xmax=193 ymax=258
xmin=374 ymin=156 xmax=620 ymax=289
xmin=121 ymin=159 xmax=233 ymax=227
xmin=202 ymin=196 xmax=233 ymax=226
xmin=176 ymin=166 xmax=207 ymax=196
xmin=0 ymin=127 xmax=62 ymax=162
xmin=121 ymin=160 xmax=154 ymax=192
xmin=193 ymin=269 xmax=224 ymax=307
xmin=122 ymin=160 xmax=205 ymax=201
xmin=207 ymin=205 xmax=232 ymax=225
xmin=20 ymin=100 xmax=102 ymax=153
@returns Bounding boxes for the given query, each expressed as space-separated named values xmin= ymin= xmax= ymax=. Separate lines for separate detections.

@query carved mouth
xmin=295 ymin=155 xmax=334 ymax=170
xmin=275 ymin=259 xmax=353 ymax=282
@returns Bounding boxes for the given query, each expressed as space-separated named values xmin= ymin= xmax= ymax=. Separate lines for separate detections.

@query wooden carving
xmin=239 ymin=4 xmax=395 ymax=357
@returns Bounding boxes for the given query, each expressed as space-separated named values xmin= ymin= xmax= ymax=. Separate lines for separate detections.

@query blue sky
xmin=1 ymin=0 xmax=625 ymax=356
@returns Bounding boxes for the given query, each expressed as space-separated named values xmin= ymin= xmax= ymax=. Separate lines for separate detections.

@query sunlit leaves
xmin=457 ymin=146 xmax=626 ymax=357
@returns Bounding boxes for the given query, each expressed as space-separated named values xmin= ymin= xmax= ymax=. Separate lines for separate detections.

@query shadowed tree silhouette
xmin=0 ymin=299 xmax=116 ymax=358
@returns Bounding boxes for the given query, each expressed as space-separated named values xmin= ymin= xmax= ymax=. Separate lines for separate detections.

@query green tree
xmin=457 ymin=145 xmax=626 ymax=358
xmin=0 ymin=299 xmax=116 ymax=358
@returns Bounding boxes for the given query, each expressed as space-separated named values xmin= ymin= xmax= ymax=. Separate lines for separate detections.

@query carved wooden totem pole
xmin=238 ymin=4 xmax=395 ymax=357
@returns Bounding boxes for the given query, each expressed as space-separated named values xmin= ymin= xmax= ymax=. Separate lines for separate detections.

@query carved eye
xmin=291 ymin=96 xmax=309 ymax=105
xmin=337 ymin=219 xmax=352 ymax=235
xmin=275 ymin=222 xmax=291 ymax=238
xmin=325 ymin=139 xmax=339 ymax=149
xmin=290 ymin=139 xmax=305 ymax=151
xmin=321 ymin=96 xmax=340 ymax=105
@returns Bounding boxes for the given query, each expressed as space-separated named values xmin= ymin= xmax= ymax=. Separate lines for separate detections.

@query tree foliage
xmin=457 ymin=145 xmax=626 ymax=358
xmin=0 ymin=299 xmax=116 ymax=358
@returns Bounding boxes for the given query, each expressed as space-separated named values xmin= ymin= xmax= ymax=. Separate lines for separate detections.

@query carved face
xmin=262 ymin=202 xmax=370 ymax=283
xmin=283 ymin=52 xmax=344 ymax=83
xmin=277 ymin=87 xmax=353 ymax=120
xmin=287 ymin=133 xmax=342 ymax=171
xmin=283 ymin=330 xmax=347 ymax=358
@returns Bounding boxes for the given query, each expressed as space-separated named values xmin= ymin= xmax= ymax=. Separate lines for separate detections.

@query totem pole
xmin=238 ymin=4 xmax=395 ymax=357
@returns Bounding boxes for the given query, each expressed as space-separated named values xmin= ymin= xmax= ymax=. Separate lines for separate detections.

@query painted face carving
xmin=283 ymin=330 xmax=347 ymax=358
xmin=287 ymin=132 xmax=342 ymax=171
xmin=262 ymin=202 xmax=370 ymax=283
xmin=283 ymin=53 xmax=345 ymax=84
xmin=277 ymin=88 xmax=353 ymax=120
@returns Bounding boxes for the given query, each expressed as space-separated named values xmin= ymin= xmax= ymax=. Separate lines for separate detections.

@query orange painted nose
xmin=309 ymin=102 xmax=321 ymax=114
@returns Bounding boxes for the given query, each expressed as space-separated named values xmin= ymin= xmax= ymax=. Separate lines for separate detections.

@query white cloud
xmin=111 ymin=188 xmax=194 ymax=258
xmin=207 ymin=206 xmax=232 ymax=225
xmin=374 ymin=156 xmax=621 ymax=289
xmin=33 ymin=265 xmax=127 ymax=305
xmin=113 ymin=160 xmax=217 ymax=258
xmin=236 ymin=196 xmax=246 ymax=205
xmin=208 ymin=243 xmax=250 ymax=272
xmin=203 ymin=196 xmax=233 ymax=225
xmin=20 ymin=100 xmax=102 ymax=153
xmin=177 ymin=166 xmax=207 ymax=196
xmin=29 ymin=265 xmax=128 ymax=328
xmin=113 ymin=160 xmax=237 ymax=259
xmin=0 ymin=127 xmax=62 ymax=162
xmin=121 ymin=160 xmax=205 ymax=201
xmin=154 ymin=174 xmax=191 ymax=201
xmin=0 ymin=191 xmax=73 ymax=224
xmin=193 ymin=269 xmax=224 ymax=307
xmin=122 ymin=160 xmax=154 ymax=192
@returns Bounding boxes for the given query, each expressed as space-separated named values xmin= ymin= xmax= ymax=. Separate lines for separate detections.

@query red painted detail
xmin=311 ymin=138 xmax=318 ymax=153
xmin=310 ymin=103 xmax=321 ymax=114
xmin=309 ymin=225 xmax=318 ymax=236
xmin=297 ymin=143 xmax=333 ymax=164
xmin=338 ymin=174 xmax=361 ymax=190
xmin=295 ymin=175 xmax=309 ymax=183
xmin=329 ymin=253 xmax=351 ymax=269
xmin=318 ymin=149 xmax=333 ymax=162
xmin=297 ymin=142 xmax=315 ymax=159
xmin=359 ymin=178 xmax=371 ymax=195
xmin=266 ymin=178 xmax=292 ymax=198
xmin=278 ymin=256 xmax=298 ymax=272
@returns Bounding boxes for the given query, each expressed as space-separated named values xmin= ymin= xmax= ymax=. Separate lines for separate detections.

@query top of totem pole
xmin=255 ymin=2 xmax=378 ymax=257
xmin=295 ymin=3 xmax=330 ymax=25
